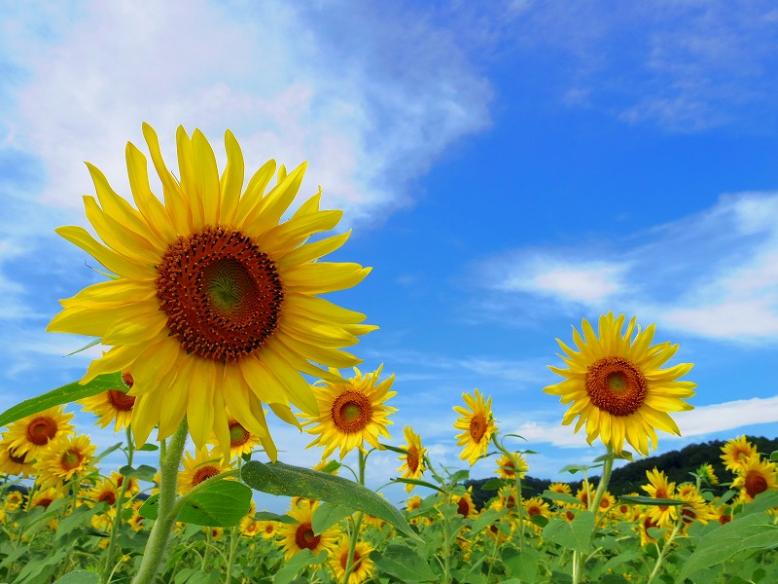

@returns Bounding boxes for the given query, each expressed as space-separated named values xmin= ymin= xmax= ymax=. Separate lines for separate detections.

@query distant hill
xmin=466 ymin=435 xmax=778 ymax=509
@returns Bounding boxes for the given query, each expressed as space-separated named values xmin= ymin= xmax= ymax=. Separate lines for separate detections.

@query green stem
xmin=491 ymin=434 xmax=525 ymax=549
xmin=342 ymin=450 xmax=367 ymax=584
xmin=646 ymin=520 xmax=682 ymax=584
xmin=224 ymin=458 xmax=243 ymax=584
xmin=131 ymin=420 xmax=188 ymax=584
xmin=102 ymin=426 xmax=134 ymax=583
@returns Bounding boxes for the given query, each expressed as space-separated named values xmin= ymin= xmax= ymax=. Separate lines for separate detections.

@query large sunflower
xmin=46 ymin=124 xmax=375 ymax=456
xmin=397 ymin=426 xmax=426 ymax=490
xmin=545 ymin=313 xmax=695 ymax=455
xmin=453 ymin=389 xmax=496 ymax=465
xmin=305 ymin=365 xmax=396 ymax=459
xmin=4 ymin=406 xmax=74 ymax=459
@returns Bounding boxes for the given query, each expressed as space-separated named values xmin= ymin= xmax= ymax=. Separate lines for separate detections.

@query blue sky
xmin=1 ymin=1 xmax=777 ymax=507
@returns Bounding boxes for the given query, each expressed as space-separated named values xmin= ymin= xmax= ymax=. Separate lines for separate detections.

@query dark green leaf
xmin=140 ymin=479 xmax=251 ymax=526
xmin=253 ymin=511 xmax=295 ymax=524
xmin=542 ymin=489 xmax=580 ymax=505
xmin=449 ymin=469 xmax=470 ymax=484
xmin=0 ymin=372 xmax=123 ymax=427
xmin=373 ymin=544 xmax=437 ymax=583
xmin=138 ymin=443 xmax=159 ymax=452
xmin=618 ymin=495 xmax=684 ymax=506
xmin=390 ymin=477 xmax=445 ymax=493
xmin=242 ymin=460 xmax=417 ymax=539
xmin=311 ymin=502 xmax=352 ymax=534
xmin=378 ymin=443 xmax=409 ymax=455
xmin=542 ymin=511 xmax=594 ymax=553
xmin=53 ymin=571 xmax=100 ymax=584
xmin=481 ymin=478 xmax=504 ymax=492
xmin=272 ymin=550 xmax=326 ymax=584
xmin=95 ymin=442 xmax=123 ymax=462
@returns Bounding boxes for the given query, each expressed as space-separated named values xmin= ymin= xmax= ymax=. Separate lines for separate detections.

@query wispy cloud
xmin=477 ymin=192 xmax=778 ymax=342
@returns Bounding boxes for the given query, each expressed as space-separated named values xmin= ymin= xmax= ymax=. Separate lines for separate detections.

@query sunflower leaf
xmin=0 ymin=372 xmax=123 ymax=428
xmin=140 ymin=479 xmax=251 ymax=527
xmin=311 ymin=502 xmax=353 ymax=534
xmin=617 ymin=495 xmax=684 ymax=506
xmin=242 ymin=460 xmax=419 ymax=540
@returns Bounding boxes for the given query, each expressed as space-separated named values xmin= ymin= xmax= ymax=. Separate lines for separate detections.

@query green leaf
xmin=378 ymin=443 xmax=409 ymax=455
xmin=140 ymin=479 xmax=251 ymax=526
xmin=138 ymin=443 xmax=159 ymax=452
xmin=740 ymin=489 xmax=778 ymax=515
xmin=318 ymin=460 xmax=340 ymax=474
xmin=242 ymin=460 xmax=417 ymax=539
xmin=96 ymin=442 xmax=123 ymax=462
xmin=311 ymin=502 xmax=352 ymax=534
xmin=0 ymin=372 xmax=123 ymax=427
xmin=542 ymin=511 xmax=595 ymax=553
xmin=449 ymin=469 xmax=470 ymax=484
xmin=53 ymin=571 xmax=100 ymax=584
xmin=373 ymin=544 xmax=438 ymax=583
xmin=253 ymin=511 xmax=295 ymax=524
xmin=502 ymin=433 xmax=527 ymax=441
xmin=502 ymin=546 xmax=540 ymax=583
xmin=541 ymin=489 xmax=580 ymax=505
xmin=770 ymin=450 xmax=778 ymax=462
xmin=560 ymin=464 xmax=593 ymax=475
xmin=482 ymin=478 xmax=504 ymax=492
xmin=469 ymin=509 xmax=502 ymax=533
xmin=391 ymin=477 xmax=445 ymax=493
xmin=618 ymin=495 xmax=684 ymax=506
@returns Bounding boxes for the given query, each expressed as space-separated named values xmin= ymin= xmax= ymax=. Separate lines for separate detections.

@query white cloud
xmin=480 ymin=192 xmax=778 ymax=342
xmin=510 ymin=394 xmax=778 ymax=449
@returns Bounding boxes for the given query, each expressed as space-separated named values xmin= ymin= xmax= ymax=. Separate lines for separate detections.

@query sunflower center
xmin=469 ymin=414 xmax=487 ymax=442
xmin=36 ymin=497 xmax=53 ymax=508
xmin=61 ymin=448 xmax=84 ymax=471
xmin=744 ymin=470 xmax=768 ymax=499
xmin=502 ymin=459 xmax=516 ymax=476
xmin=108 ymin=390 xmax=136 ymax=411
xmin=331 ymin=391 xmax=372 ymax=433
xmin=156 ymin=228 xmax=283 ymax=363
xmin=229 ymin=422 xmax=251 ymax=447
xmin=528 ymin=505 xmax=541 ymax=517
xmin=586 ymin=357 xmax=647 ymax=416
xmin=26 ymin=416 xmax=58 ymax=446
xmin=406 ymin=446 xmax=420 ymax=473
xmin=340 ymin=549 xmax=362 ymax=570
xmin=99 ymin=491 xmax=117 ymax=506
xmin=193 ymin=465 xmax=221 ymax=485
xmin=457 ymin=498 xmax=471 ymax=517
xmin=294 ymin=522 xmax=321 ymax=550
xmin=8 ymin=449 xmax=28 ymax=465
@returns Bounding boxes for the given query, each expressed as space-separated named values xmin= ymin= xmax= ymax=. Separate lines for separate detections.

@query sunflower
xmin=3 ymin=490 xmax=24 ymax=512
xmin=79 ymin=372 xmax=135 ymax=431
xmin=0 ymin=438 xmax=35 ymax=477
xmin=28 ymin=486 xmax=64 ymax=510
xmin=91 ymin=509 xmax=115 ymax=533
xmin=110 ymin=471 xmax=140 ymax=495
xmin=4 ymin=406 xmax=74 ymax=458
xmin=397 ymin=426 xmax=425 ymax=491
xmin=677 ymin=489 xmax=715 ymax=528
xmin=545 ymin=313 xmax=695 ymax=455
xmin=46 ymin=124 xmax=376 ymax=457
xmin=239 ymin=517 xmax=261 ymax=538
xmin=641 ymin=468 xmax=677 ymax=527
xmin=221 ymin=417 xmax=263 ymax=458
xmin=305 ymin=365 xmax=396 ymax=459
xmin=525 ymin=497 xmax=551 ymax=522
xmin=698 ymin=463 xmax=719 ymax=486
xmin=492 ymin=486 xmax=518 ymax=513
xmin=721 ymin=435 xmax=759 ymax=472
xmin=496 ymin=453 xmax=528 ymax=480
xmin=732 ymin=457 xmax=777 ymax=502
xmin=178 ymin=448 xmax=232 ymax=495
xmin=576 ymin=480 xmax=594 ymax=510
xmin=597 ymin=490 xmax=614 ymax=513
xmin=279 ymin=499 xmax=339 ymax=559
xmin=548 ymin=482 xmax=572 ymax=495
xmin=453 ymin=490 xmax=477 ymax=519
xmin=638 ymin=513 xmax=660 ymax=547
xmin=86 ymin=478 xmax=120 ymax=507
xmin=129 ymin=509 xmax=145 ymax=532
xmin=406 ymin=495 xmax=423 ymax=512
xmin=329 ymin=540 xmax=375 ymax=584
xmin=36 ymin=435 xmax=95 ymax=486
xmin=257 ymin=520 xmax=280 ymax=540
xmin=453 ymin=389 xmax=496 ymax=465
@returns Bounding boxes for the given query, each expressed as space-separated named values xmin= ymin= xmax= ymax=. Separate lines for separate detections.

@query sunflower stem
xmin=102 ymin=425 xmax=134 ymax=583
xmin=342 ymin=449 xmax=367 ymax=584
xmin=131 ymin=419 xmax=188 ymax=584
xmin=491 ymin=434 xmax=526 ymax=549
xmin=646 ymin=519 xmax=682 ymax=584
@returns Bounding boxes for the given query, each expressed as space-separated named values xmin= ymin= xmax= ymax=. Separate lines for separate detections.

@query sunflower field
xmin=0 ymin=125 xmax=776 ymax=584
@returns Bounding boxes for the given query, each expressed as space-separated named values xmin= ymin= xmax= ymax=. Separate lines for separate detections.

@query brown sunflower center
xmin=264 ymin=524 xmax=274 ymax=534
xmin=735 ymin=447 xmax=752 ymax=462
xmin=193 ymin=465 xmax=221 ymax=485
xmin=229 ymin=422 xmax=251 ymax=447
xmin=108 ymin=390 xmax=136 ymax=411
xmin=457 ymin=498 xmax=471 ymax=517
xmin=26 ymin=416 xmax=58 ymax=446
xmin=469 ymin=414 xmax=487 ymax=442
xmin=681 ymin=504 xmax=697 ymax=523
xmin=122 ymin=372 xmax=134 ymax=388
xmin=35 ymin=497 xmax=53 ymax=508
xmin=294 ymin=522 xmax=321 ymax=550
xmin=744 ymin=470 xmax=768 ymax=499
xmin=586 ymin=357 xmax=647 ymax=416
xmin=406 ymin=446 xmax=420 ymax=473
xmin=98 ymin=491 xmax=117 ymax=506
xmin=331 ymin=391 xmax=372 ymax=433
xmin=340 ymin=549 xmax=362 ymax=570
xmin=60 ymin=448 xmax=84 ymax=471
xmin=8 ymin=449 xmax=28 ymax=465
xmin=502 ymin=459 xmax=516 ymax=476
xmin=527 ymin=504 xmax=541 ymax=517
xmin=156 ymin=228 xmax=283 ymax=363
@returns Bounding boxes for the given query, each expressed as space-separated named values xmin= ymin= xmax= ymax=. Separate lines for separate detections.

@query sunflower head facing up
xmin=79 ymin=373 xmax=135 ymax=431
xmin=397 ymin=426 xmax=426 ymax=490
xmin=329 ymin=539 xmax=375 ymax=584
xmin=46 ymin=124 xmax=376 ymax=457
xmin=4 ymin=406 xmax=74 ymax=459
xmin=279 ymin=499 xmax=339 ymax=559
xmin=305 ymin=365 xmax=397 ymax=459
xmin=453 ymin=389 xmax=496 ymax=465
xmin=732 ymin=456 xmax=777 ymax=503
xmin=36 ymin=435 xmax=95 ymax=487
xmin=496 ymin=452 xmax=528 ymax=480
xmin=545 ymin=313 xmax=695 ymax=455
xmin=721 ymin=435 xmax=759 ymax=473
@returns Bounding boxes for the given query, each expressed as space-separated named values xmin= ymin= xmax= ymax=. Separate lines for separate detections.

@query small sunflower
xmin=548 ymin=482 xmax=572 ymax=495
xmin=721 ymin=435 xmax=759 ymax=472
xmin=496 ymin=453 xmax=528 ymax=480
xmin=492 ymin=486 xmax=518 ymax=512
xmin=3 ymin=490 xmax=24 ymax=512
xmin=305 ymin=365 xmax=396 ymax=459
xmin=110 ymin=471 xmax=140 ymax=495
xmin=86 ymin=478 xmax=120 ymax=507
xmin=257 ymin=520 xmax=280 ymax=540
xmin=698 ymin=463 xmax=719 ymax=486
xmin=453 ymin=389 xmax=496 ymax=465
xmin=178 ymin=448 xmax=232 ymax=495
xmin=47 ymin=124 xmax=376 ymax=457
xmin=239 ymin=517 xmax=261 ymax=538
xmin=329 ymin=540 xmax=375 ymax=584
xmin=79 ymin=373 xmax=136 ymax=431
xmin=129 ymin=509 xmax=145 ymax=532
xmin=732 ymin=457 xmax=777 ymax=502
xmin=545 ymin=313 xmax=695 ymax=455
xmin=525 ymin=496 xmax=551 ymax=522
xmin=453 ymin=490 xmax=477 ymax=518
xmin=677 ymin=489 xmax=715 ymax=527
xmin=641 ymin=468 xmax=677 ymax=527
xmin=397 ymin=426 xmax=426 ymax=491
xmin=638 ymin=513 xmax=660 ymax=547
xmin=36 ymin=435 xmax=95 ymax=486
xmin=597 ymin=491 xmax=614 ymax=513
xmin=4 ymin=406 xmax=74 ymax=459
xmin=91 ymin=510 xmax=115 ymax=533
xmin=406 ymin=495 xmax=423 ymax=512
xmin=279 ymin=499 xmax=339 ymax=559
xmin=0 ymin=438 xmax=35 ymax=477
xmin=28 ymin=486 xmax=64 ymax=510
xmin=576 ymin=480 xmax=594 ymax=510
xmin=222 ymin=418 xmax=263 ymax=458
